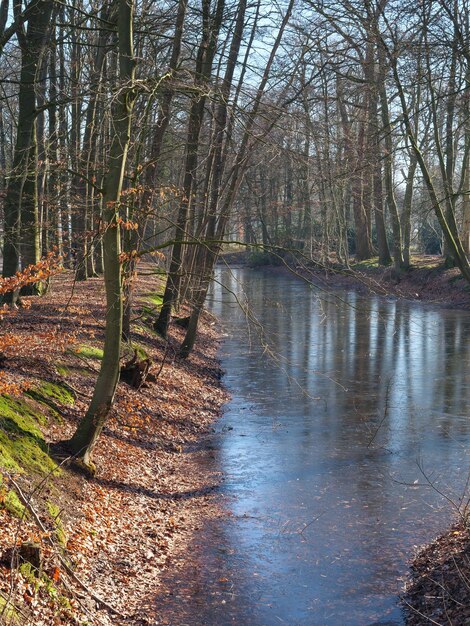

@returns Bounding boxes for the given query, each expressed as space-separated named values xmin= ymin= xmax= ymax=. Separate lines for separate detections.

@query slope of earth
xmin=403 ymin=522 xmax=470 ymax=625
xmin=0 ymin=265 xmax=227 ymax=626
xmin=301 ymin=255 xmax=470 ymax=309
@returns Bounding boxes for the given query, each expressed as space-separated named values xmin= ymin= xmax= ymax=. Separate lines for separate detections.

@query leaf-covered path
xmin=0 ymin=268 xmax=227 ymax=625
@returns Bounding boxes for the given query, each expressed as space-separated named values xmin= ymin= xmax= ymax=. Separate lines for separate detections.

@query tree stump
xmin=120 ymin=351 xmax=152 ymax=389
xmin=18 ymin=542 xmax=41 ymax=569
xmin=174 ymin=316 xmax=191 ymax=329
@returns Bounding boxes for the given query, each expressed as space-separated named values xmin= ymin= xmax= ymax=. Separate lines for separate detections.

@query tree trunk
xmin=155 ymin=0 xmax=225 ymax=338
xmin=391 ymin=54 xmax=470 ymax=282
xmin=402 ymin=153 xmax=417 ymax=267
xmin=378 ymin=45 xmax=403 ymax=273
xmin=121 ymin=0 xmax=187 ymax=339
xmin=180 ymin=0 xmax=293 ymax=356
xmin=2 ymin=0 xmax=53 ymax=303
xmin=65 ymin=0 xmax=137 ymax=468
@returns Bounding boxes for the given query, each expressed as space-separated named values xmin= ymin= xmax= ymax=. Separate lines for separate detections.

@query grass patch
xmin=71 ymin=344 xmax=103 ymax=360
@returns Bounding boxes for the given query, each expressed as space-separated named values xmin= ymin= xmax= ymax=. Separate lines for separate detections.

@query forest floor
xmin=298 ymin=255 xmax=470 ymax=309
xmin=403 ymin=522 xmax=470 ymax=625
xmin=0 ymin=266 xmax=227 ymax=626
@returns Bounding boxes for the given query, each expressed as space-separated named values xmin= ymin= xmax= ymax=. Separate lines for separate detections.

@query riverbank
xmin=403 ymin=522 xmax=470 ymax=625
xmin=0 ymin=269 xmax=227 ymax=625
xmin=301 ymin=256 xmax=470 ymax=310
xmin=220 ymin=250 xmax=470 ymax=309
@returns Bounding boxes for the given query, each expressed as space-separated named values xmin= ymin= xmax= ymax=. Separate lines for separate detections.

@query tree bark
xmin=377 ymin=44 xmax=403 ymax=273
xmin=2 ymin=0 xmax=53 ymax=303
xmin=66 ymin=0 xmax=137 ymax=468
xmin=155 ymin=0 xmax=225 ymax=338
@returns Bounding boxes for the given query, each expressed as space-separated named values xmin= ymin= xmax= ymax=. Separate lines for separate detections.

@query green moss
xmin=0 ymin=395 xmax=47 ymax=434
xmin=140 ymin=293 xmax=164 ymax=318
xmin=57 ymin=361 xmax=95 ymax=378
xmin=19 ymin=562 xmax=38 ymax=581
xmin=20 ymin=563 xmax=51 ymax=596
xmin=47 ymin=502 xmax=67 ymax=547
xmin=0 ymin=395 xmax=58 ymax=476
xmin=131 ymin=342 xmax=149 ymax=360
xmin=4 ymin=490 xmax=27 ymax=519
xmin=352 ymin=257 xmax=380 ymax=269
xmin=0 ymin=431 xmax=57 ymax=475
xmin=0 ymin=596 xmax=20 ymax=624
xmin=133 ymin=324 xmax=150 ymax=337
xmin=141 ymin=305 xmax=156 ymax=317
xmin=144 ymin=293 xmax=163 ymax=307
xmin=27 ymin=382 xmax=74 ymax=408
xmin=71 ymin=344 xmax=104 ymax=360
xmin=55 ymin=364 xmax=70 ymax=377
xmin=65 ymin=365 xmax=94 ymax=376
xmin=415 ymin=262 xmax=441 ymax=270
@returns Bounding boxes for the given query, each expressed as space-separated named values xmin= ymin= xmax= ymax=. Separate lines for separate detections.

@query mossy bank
xmin=0 ymin=269 xmax=227 ymax=625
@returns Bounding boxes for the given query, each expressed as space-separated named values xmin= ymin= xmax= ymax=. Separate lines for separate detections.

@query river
xmin=159 ymin=267 xmax=470 ymax=625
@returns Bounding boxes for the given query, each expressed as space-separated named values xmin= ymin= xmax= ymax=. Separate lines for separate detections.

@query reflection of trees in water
xmin=211 ymin=268 xmax=470 ymax=450
xmin=204 ymin=267 xmax=470 ymax=624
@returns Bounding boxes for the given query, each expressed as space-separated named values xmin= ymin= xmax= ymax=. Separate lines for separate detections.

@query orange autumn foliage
xmin=0 ymin=251 xmax=62 ymax=296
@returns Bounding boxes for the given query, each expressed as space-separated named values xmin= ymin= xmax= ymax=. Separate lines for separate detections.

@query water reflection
xmin=159 ymin=267 xmax=470 ymax=625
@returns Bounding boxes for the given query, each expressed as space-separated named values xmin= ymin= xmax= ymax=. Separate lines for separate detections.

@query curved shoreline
xmin=220 ymin=251 xmax=470 ymax=310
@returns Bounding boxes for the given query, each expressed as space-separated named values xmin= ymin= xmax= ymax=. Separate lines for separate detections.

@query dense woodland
xmin=0 ymin=1 xmax=470 ymax=624
xmin=1 ymin=0 xmax=470 ymax=459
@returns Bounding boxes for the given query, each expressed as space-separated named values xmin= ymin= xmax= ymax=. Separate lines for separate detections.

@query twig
xmin=56 ymin=378 xmax=92 ymax=399
xmin=299 ymin=512 xmax=325 ymax=538
xmin=401 ymin=596 xmax=444 ymax=626
xmin=367 ymin=376 xmax=393 ymax=448
xmin=0 ymin=590 xmax=29 ymax=622
xmin=8 ymin=477 xmax=125 ymax=618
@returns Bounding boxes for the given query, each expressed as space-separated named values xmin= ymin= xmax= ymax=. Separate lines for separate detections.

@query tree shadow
xmin=93 ymin=475 xmax=219 ymax=502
